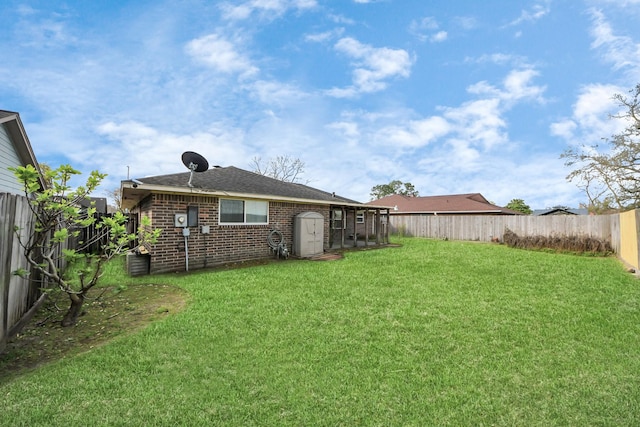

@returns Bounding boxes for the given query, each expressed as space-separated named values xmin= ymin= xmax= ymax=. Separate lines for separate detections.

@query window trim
xmin=219 ymin=198 xmax=269 ymax=225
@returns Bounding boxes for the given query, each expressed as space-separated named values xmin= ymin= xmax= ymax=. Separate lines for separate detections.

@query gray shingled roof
xmin=138 ymin=166 xmax=360 ymax=204
xmin=0 ymin=110 xmax=18 ymax=121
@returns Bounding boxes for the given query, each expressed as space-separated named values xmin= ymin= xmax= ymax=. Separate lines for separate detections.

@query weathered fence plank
xmin=0 ymin=193 xmax=40 ymax=353
xmin=389 ymin=213 xmax=621 ymax=254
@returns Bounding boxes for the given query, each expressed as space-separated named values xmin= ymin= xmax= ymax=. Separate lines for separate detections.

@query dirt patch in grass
xmin=0 ymin=283 xmax=188 ymax=381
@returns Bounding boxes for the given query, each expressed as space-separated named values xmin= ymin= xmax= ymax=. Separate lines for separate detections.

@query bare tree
xmin=105 ymin=187 xmax=123 ymax=212
xmin=250 ymin=155 xmax=308 ymax=183
xmin=562 ymin=83 xmax=640 ymax=211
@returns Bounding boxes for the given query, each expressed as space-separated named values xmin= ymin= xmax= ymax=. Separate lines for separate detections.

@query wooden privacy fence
xmin=388 ymin=213 xmax=639 ymax=269
xmin=0 ymin=193 xmax=45 ymax=353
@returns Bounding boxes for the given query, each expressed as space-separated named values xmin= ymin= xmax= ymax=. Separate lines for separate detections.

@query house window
xmin=356 ymin=211 xmax=365 ymax=224
xmin=219 ymin=199 xmax=268 ymax=224
xmin=331 ymin=209 xmax=346 ymax=229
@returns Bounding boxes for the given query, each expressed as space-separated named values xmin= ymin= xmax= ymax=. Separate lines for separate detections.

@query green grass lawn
xmin=2 ymin=238 xmax=639 ymax=426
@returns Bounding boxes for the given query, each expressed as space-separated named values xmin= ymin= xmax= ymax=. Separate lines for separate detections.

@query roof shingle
xmin=138 ymin=166 xmax=360 ymax=204
xmin=368 ymin=193 xmax=520 ymax=215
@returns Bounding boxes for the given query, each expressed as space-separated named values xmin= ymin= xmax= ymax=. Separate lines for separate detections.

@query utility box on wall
xmin=293 ymin=211 xmax=324 ymax=257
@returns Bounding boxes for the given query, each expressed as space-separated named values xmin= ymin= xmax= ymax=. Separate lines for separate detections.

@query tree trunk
xmin=61 ymin=293 xmax=85 ymax=327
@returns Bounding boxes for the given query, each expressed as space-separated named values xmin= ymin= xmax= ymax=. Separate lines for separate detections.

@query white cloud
xmin=13 ymin=6 xmax=79 ymax=49
xmin=502 ymin=69 xmax=546 ymax=102
xmin=94 ymin=120 xmax=249 ymax=190
xmin=246 ymin=80 xmax=309 ymax=105
xmin=589 ymin=9 xmax=640 ymax=76
xmin=327 ymin=37 xmax=414 ymax=97
xmin=326 ymin=121 xmax=360 ymax=146
xmin=467 ymin=69 xmax=546 ymax=104
xmin=549 ymin=120 xmax=577 ymax=140
xmin=431 ymin=31 xmax=448 ymax=43
xmin=465 ymin=53 xmax=531 ymax=69
xmin=374 ymin=116 xmax=451 ymax=148
xmin=411 ymin=16 xmax=439 ymax=32
xmin=591 ymin=0 xmax=640 ymax=5
xmin=185 ymin=34 xmax=259 ymax=77
xmin=219 ymin=0 xmax=317 ymax=21
xmin=305 ymin=28 xmax=345 ymax=43
xmin=409 ymin=17 xmax=447 ymax=43
xmin=442 ymin=98 xmax=507 ymax=149
xmin=506 ymin=2 xmax=550 ymax=27
xmin=550 ymin=83 xmax=626 ymax=145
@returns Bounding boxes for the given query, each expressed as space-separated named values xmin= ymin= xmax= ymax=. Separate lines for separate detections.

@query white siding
xmin=0 ymin=123 xmax=26 ymax=195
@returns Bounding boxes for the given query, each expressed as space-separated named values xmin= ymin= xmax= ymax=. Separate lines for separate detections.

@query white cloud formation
xmin=219 ymin=0 xmax=317 ymax=21
xmin=467 ymin=53 xmax=530 ymax=68
xmin=327 ymin=37 xmax=414 ymax=97
xmin=591 ymin=0 xmax=640 ymax=5
xmin=550 ymin=83 xmax=626 ymax=145
xmin=409 ymin=17 xmax=448 ymax=43
xmin=506 ymin=2 xmax=550 ymax=27
xmin=442 ymin=98 xmax=507 ymax=150
xmin=305 ymin=28 xmax=345 ymax=43
xmin=431 ymin=31 xmax=448 ymax=43
xmin=94 ymin=120 xmax=249 ymax=190
xmin=246 ymin=80 xmax=309 ymax=105
xmin=185 ymin=34 xmax=259 ymax=77
xmin=374 ymin=116 xmax=451 ymax=148
xmin=467 ymin=68 xmax=546 ymax=105
xmin=333 ymin=69 xmax=545 ymax=160
xmin=589 ymin=8 xmax=640 ymax=76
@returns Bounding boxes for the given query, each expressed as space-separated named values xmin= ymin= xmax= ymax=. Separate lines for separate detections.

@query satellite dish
xmin=181 ymin=151 xmax=209 ymax=187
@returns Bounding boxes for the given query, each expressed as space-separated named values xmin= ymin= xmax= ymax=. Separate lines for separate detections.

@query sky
xmin=1 ymin=0 xmax=639 ymax=209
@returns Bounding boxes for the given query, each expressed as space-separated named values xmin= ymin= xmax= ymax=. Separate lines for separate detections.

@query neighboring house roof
xmin=121 ymin=166 xmax=386 ymax=210
xmin=368 ymin=193 xmax=521 ymax=215
xmin=0 ymin=110 xmax=45 ymax=193
xmin=79 ymin=197 xmax=108 ymax=215
xmin=533 ymin=208 xmax=589 ymax=216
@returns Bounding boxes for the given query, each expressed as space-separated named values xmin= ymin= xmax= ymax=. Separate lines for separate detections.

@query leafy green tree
xmin=370 ymin=180 xmax=419 ymax=200
xmin=505 ymin=198 xmax=532 ymax=214
xmin=562 ymin=83 xmax=640 ymax=211
xmin=10 ymin=164 xmax=161 ymax=326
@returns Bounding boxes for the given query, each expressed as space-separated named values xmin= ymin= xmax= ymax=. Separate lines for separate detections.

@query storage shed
xmin=294 ymin=211 xmax=324 ymax=257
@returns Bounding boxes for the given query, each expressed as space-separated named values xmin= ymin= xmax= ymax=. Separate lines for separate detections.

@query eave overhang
xmin=121 ymin=181 xmax=393 ymax=211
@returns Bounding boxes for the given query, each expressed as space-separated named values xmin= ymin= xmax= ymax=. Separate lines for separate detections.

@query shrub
xmin=503 ymin=228 xmax=613 ymax=256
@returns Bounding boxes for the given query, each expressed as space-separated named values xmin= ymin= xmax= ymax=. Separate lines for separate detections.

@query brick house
xmin=121 ymin=166 xmax=391 ymax=274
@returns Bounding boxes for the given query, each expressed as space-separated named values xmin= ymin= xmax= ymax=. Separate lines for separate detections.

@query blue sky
xmin=1 ymin=0 xmax=639 ymax=208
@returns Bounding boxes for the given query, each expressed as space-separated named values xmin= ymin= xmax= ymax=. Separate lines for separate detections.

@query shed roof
xmin=368 ymin=193 xmax=520 ymax=215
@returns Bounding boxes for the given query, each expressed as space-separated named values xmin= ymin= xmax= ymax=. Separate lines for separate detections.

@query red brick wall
xmin=139 ymin=193 xmax=330 ymax=274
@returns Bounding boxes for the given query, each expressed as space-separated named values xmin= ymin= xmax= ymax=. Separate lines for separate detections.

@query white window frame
xmin=219 ymin=198 xmax=269 ymax=225
xmin=356 ymin=211 xmax=365 ymax=224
